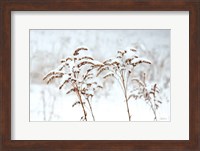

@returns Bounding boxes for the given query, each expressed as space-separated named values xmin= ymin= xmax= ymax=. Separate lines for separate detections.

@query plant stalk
xmin=86 ymin=98 xmax=95 ymax=121
xmin=121 ymin=71 xmax=131 ymax=121
xmin=75 ymin=85 xmax=87 ymax=121
xmin=150 ymin=101 xmax=157 ymax=121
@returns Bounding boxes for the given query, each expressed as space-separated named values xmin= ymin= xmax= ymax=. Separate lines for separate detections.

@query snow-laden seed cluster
xmin=43 ymin=47 xmax=103 ymax=121
xmin=43 ymin=47 xmax=162 ymax=121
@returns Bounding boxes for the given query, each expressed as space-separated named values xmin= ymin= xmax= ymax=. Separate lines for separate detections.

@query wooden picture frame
xmin=0 ymin=0 xmax=199 ymax=150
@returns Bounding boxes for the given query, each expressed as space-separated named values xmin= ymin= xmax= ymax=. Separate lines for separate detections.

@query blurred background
xmin=30 ymin=29 xmax=170 ymax=121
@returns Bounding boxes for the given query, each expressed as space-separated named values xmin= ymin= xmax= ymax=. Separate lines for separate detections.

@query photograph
xmin=30 ymin=29 xmax=170 ymax=122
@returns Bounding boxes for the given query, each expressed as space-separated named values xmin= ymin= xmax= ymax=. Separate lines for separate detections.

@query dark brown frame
xmin=0 ymin=0 xmax=200 ymax=150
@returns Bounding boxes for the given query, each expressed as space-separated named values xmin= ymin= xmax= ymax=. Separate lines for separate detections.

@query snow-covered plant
xmin=97 ymin=48 xmax=157 ymax=121
xmin=43 ymin=47 xmax=103 ymax=121
xmin=131 ymin=73 xmax=162 ymax=121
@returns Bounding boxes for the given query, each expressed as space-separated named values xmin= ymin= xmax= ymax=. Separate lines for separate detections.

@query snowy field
xmin=30 ymin=30 xmax=170 ymax=121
